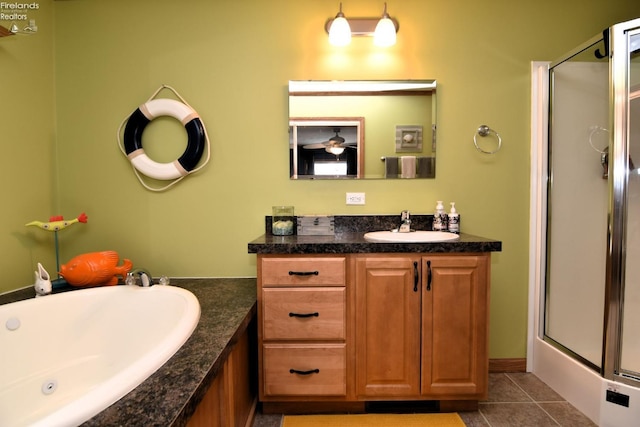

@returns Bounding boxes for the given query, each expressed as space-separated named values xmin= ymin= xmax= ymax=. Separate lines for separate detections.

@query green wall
xmin=1 ymin=0 xmax=638 ymax=359
xmin=0 ymin=1 xmax=56 ymax=291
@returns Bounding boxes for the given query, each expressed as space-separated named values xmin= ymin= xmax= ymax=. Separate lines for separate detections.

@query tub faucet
xmin=126 ymin=269 xmax=153 ymax=287
xmin=398 ymin=210 xmax=412 ymax=233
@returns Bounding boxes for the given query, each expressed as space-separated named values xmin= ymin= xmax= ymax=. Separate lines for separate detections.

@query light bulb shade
xmin=327 ymin=146 xmax=345 ymax=155
xmin=374 ymin=17 xmax=397 ymax=47
xmin=328 ymin=16 xmax=351 ymax=46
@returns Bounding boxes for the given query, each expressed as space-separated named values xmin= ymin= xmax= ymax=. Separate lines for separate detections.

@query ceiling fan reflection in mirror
xmin=303 ymin=128 xmax=357 ymax=155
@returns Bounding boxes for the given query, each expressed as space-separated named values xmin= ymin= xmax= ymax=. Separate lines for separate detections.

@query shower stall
xmin=530 ymin=17 xmax=640 ymax=426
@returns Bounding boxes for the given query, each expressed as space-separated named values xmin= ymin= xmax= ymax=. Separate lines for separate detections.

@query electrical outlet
xmin=346 ymin=192 xmax=365 ymax=205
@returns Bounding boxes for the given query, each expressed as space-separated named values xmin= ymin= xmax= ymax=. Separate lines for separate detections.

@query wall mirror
xmin=289 ymin=80 xmax=437 ymax=180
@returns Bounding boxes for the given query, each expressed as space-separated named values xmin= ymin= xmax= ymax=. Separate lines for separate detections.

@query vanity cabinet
xmin=258 ymin=255 xmax=348 ymax=400
xmin=354 ymin=253 xmax=490 ymax=400
xmin=256 ymin=251 xmax=491 ymax=409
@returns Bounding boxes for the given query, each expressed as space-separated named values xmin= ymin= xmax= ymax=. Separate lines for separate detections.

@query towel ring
xmin=473 ymin=125 xmax=502 ymax=154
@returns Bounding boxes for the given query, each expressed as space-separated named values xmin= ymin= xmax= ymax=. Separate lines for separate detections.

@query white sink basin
xmin=363 ymin=230 xmax=460 ymax=243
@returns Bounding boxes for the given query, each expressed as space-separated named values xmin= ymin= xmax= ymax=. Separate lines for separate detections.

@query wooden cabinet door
xmin=355 ymin=255 xmax=422 ymax=397
xmin=421 ymin=254 xmax=489 ymax=399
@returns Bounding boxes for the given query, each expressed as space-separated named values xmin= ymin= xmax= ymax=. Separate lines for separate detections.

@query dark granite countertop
xmin=248 ymin=232 xmax=501 ymax=254
xmin=249 ymin=214 xmax=501 ymax=254
xmin=0 ymin=278 xmax=257 ymax=427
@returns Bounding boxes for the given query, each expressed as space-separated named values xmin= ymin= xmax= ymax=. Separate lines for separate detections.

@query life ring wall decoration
xmin=117 ymin=85 xmax=211 ymax=191
xmin=124 ymin=99 xmax=205 ymax=180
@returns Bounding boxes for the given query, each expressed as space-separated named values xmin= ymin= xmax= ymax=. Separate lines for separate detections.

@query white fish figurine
xmin=34 ymin=263 xmax=52 ymax=297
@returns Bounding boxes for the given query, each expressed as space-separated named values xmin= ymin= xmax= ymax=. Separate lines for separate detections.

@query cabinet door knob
xmin=289 ymin=368 xmax=320 ymax=375
xmin=289 ymin=312 xmax=320 ymax=318
xmin=426 ymin=260 xmax=432 ymax=291
xmin=413 ymin=261 xmax=419 ymax=292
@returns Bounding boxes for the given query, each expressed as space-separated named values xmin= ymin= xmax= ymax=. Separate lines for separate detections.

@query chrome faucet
xmin=398 ymin=210 xmax=412 ymax=233
xmin=126 ymin=269 xmax=171 ymax=287
xmin=126 ymin=268 xmax=153 ymax=287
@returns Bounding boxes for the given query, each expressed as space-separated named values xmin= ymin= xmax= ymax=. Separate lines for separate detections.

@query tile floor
xmin=251 ymin=373 xmax=597 ymax=427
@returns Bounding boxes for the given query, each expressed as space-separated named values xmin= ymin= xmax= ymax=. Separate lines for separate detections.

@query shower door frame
xmin=530 ymin=59 xmax=604 ymax=424
xmin=541 ymin=17 xmax=640 ymax=388
xmin=543 ymin=33 xmax=610 ymax=373
xmin=604 ymin=18 xmax=640 ymax=387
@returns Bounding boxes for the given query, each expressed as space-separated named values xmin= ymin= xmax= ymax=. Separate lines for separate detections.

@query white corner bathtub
xmin=0 ymin=285 xmax=200 ymax=427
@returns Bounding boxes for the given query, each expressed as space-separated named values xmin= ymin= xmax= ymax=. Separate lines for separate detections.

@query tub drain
xmin=42 ymin=379 xmax=58 ymax=395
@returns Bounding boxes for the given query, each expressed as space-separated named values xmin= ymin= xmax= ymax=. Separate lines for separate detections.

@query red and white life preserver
xmin=123 ymin=98 xmax=205 ymax=180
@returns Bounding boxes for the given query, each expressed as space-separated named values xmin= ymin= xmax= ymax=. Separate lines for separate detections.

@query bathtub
xmin=0 ymin=284 xmax=200 ymax=427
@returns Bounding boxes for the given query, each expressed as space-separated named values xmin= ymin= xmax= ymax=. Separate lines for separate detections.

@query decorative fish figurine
xmin=59 ymin=251 xmax=132 ymax=287
xmin=25 ymin=212 xmax=88 ymax=232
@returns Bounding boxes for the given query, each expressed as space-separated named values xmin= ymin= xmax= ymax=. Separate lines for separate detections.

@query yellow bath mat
xmin=282 ymin=413 xmax=465 ymax=427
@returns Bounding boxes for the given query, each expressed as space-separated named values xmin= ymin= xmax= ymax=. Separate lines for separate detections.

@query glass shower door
xmin=545 ymin=37 xmax=609 ymax=370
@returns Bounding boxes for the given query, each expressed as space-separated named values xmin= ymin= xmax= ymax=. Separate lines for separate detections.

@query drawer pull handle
xmin=289 ymin=368 xmax=320 ymax=375
xmin=413 ymin=261 xmax=419 ymax=292
xmin=288 ymin=271 xmax=319 ymax=276
xmin=289 ymin=312 xmax=320 ymax=318
xmin=427 ymin=260 xmax=432 ymax=291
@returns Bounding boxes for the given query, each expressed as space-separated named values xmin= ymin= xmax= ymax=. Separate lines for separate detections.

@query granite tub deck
xmin=0 ymin=278 xmax=257 ymax=427
xmin=250 ymin=214 xmax=502 ymax=254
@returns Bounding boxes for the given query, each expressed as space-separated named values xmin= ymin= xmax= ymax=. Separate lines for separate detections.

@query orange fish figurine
xmin=59 ymin=251 xmax=133 ymax=287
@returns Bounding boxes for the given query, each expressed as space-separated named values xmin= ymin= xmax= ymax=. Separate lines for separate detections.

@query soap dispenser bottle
xmin=448 ymin=202 xmax=460 ymax=234
xmin=433 ymin=200 xmax=447 ymax=231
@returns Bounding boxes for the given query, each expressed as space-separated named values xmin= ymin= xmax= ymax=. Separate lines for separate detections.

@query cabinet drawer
xmin=263 ymin=344 xmax=346 ymax=396
xmin=263 ymin=288 xmax=345 ymax=340
xmin=261 ymin=257 xmax=346 ymax=287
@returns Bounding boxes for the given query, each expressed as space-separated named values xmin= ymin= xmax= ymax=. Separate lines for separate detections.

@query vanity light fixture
xmin=373 ymin=3 xmax=396 ymax=47
xmin=325 ymin=2 xmax=399 ymax=47
xmin=328 ymin=3 xmax=351 ymax=47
